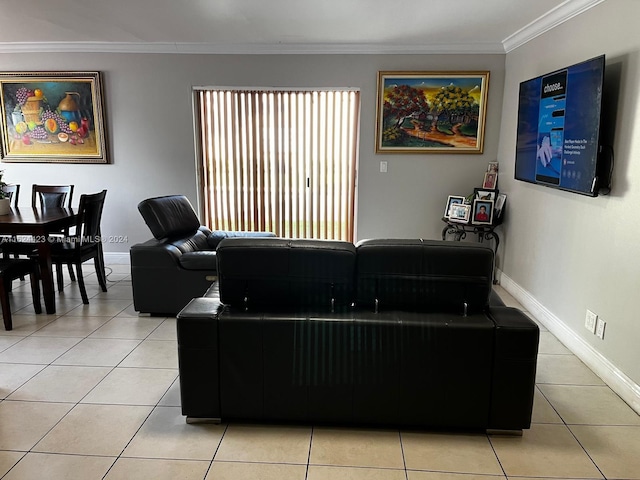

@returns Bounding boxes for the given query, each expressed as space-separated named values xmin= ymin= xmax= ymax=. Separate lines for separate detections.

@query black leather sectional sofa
xmin=177 ymin=237 xmax=540 ymax=433
xmin=130 ymin=195 xmax=274 ymax=315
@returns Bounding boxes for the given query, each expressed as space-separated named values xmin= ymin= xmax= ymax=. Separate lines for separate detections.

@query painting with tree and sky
xmin=375 ymin=71 xmax=489 ymax=154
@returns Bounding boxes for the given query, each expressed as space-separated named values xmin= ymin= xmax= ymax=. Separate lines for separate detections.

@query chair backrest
xmin=32 ymin=184 xmax=74 ymax=209
xmin=73 ymin=190 xmax=107 ymax=247
xmin=137 ymin=195 xmax=201 ymax=240
xmin=2 ymin=184 xmax=19 ymax=207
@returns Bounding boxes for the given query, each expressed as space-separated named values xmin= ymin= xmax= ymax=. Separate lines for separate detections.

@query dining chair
xmin=0 ymin=257 xmax=42 ymax=330
xmin=32 ymin=184 xmax=76 ymax=282
xmin=48 ymin=190 xmax=107 ymax=304
xmin=32 ymin=184 xmax=74 ymax=209
xmin=2 ymin=184 xmax=20 ymax=206
xmin=1 ymin=184 xmax=23 ymax=280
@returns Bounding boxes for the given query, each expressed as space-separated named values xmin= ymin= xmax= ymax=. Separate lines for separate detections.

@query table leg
xmin=36 ymin=241 xmax=56 ymax=314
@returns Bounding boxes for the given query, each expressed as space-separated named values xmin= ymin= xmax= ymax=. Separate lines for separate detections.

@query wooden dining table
xmin=0 ymin=207 xmax=77 ymax=314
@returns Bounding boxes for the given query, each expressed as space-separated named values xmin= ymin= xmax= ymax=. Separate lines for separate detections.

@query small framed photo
xmin=474 ymin=188 xmax=497 ymax=201
xmin=495 ymin=193 xmax=507 ymax=217
xmin=482 ymin=172 xmax=497 ymax=189
xmin=472 ymin=199 xmax=494 ymax=225
xmin=449 ymin=203 xmax=471 ymax=223
xmin=487 ymin=161 xmax=499 ymax=173
xmin=444 ymin=195 xmax=466 ymax=219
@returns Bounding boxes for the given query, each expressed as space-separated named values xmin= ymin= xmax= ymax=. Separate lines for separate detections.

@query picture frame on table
xmin=375 ymin=70 xmax=490 ymax=154
xmin=449 ymin=203 xmax=471 ymax=223
xmin=0 ymin=71 xmax=108 ymax=163
xmin=472 ymin=199 xmax=494 ymax=225
xmin=487 ymin=161 xmax=499 ymax=173
xmin=495 ymin=193 xmax=507 ymax=218
xmin=444 ymin=195 xmax=466 ymax=219
xmin=482 ymin=171 xmax=497 ymax=189
xmin=474 ymin=188 xmax=498 ymax=201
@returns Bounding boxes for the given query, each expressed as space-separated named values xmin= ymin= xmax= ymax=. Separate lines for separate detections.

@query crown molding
xmin=0 ymin=1 xmax=605 ymax=56
xmin=0 ymin=41 xmax=506 ymax=55
xmin=503 ymin=0 xmax=607 ymax=53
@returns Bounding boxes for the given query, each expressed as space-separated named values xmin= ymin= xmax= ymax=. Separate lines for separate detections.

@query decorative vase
xmin=0 ymin=198 xmax=11 ymax=216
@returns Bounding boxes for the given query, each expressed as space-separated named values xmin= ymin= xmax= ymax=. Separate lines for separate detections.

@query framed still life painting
xmin=0 ymin=71 xmax=108 ymax=163
xmin=375 ymin=71 xmax=489 ymax=154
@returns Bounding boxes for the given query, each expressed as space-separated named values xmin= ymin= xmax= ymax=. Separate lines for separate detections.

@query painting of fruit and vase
xmin=0 ymin=71 xmax=108 ymax=163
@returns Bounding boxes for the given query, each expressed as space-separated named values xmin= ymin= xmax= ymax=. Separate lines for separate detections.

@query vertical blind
xmin=194 ymin=89 xmax=360 ymax=242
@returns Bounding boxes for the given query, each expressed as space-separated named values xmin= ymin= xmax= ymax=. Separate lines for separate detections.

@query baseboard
xmin=498 ymin=269 xmax=640 ymax=415
xmin=103 ymin=252 xmax=131 ymax=265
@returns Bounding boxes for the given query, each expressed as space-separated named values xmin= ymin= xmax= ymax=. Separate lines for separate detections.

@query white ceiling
xmin=0 ymin=0 xmax=604 ymax=54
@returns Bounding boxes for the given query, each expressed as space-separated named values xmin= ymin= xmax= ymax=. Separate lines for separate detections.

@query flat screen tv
xmin=514 ymin=55 xmax=608 ymax=197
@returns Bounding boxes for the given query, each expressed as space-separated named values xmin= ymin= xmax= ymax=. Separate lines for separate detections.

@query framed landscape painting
xmin=375 ymin=71 xmax=489 ymax=154
xmin=0 ymin=71 xmax=108 ymax=163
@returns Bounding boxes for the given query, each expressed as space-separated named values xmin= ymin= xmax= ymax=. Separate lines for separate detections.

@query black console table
xmin=441 ymin=217 xmax=500 ymax=253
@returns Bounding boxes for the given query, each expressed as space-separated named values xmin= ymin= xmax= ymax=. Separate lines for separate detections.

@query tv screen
xmin=514 ymin=55 xmax=606 ymax=196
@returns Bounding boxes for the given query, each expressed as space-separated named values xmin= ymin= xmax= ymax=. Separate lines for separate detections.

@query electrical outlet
xmin=379 ymin=161 xmax=388 ymax=173
xmin=585 ymin=309 xmax=597 ymax=333
xmin=596 ymin=318 xmax=606 ymax=339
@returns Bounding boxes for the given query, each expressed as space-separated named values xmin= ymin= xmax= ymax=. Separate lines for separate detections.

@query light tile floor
xmin=1 ymin=272 xmax=639 ymax=479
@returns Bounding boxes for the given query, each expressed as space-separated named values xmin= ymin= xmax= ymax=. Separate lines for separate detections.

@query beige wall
xmin=497 ymin=0 xmax=640 ymax=387
xmin=0 ymin=53 xmax=505 ymax=254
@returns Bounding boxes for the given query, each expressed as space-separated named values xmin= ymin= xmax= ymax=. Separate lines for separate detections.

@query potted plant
xmin=0 ymin=171 xmax=11 ymax=215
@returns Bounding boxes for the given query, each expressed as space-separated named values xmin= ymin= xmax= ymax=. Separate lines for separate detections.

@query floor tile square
xmin=105 ymin=457 xmax=210 ymax=480
xmin=490 ymin=424 xmax=602 ymax=478
xmin=81 ymin=367 xmax=177 ymax=405
xmin=158 ymin=377 xmax=181 ymax=406
xmin=65 ymin=299 xmax=133 ymax=317
xmin=531 ymin=386 xmax=563 ymax=424
xmin=89 ymin=316 xmax=164 ymax=339
xmin=0 ymin=336 xmax=81 ymax=364
xmin=0 ymin=363 xmax=46 ymax=399
xmin=310 ymin=427 xmax=403 ymax=469
xmin=407 ymin=473 xmax=506 ymax=480
xmin=8 ymin=365 xmax=111 ymax=402
xmin=93 ymin=283 xmax=133 ymax=300
xmin=215 ymin=424 xmax=311 ymax=464
xmin=536 ymin=354 xmax=606 ymax=385
xmin=122 ymin=406 xmax=225 ymax=460
xmin=52 ymin=338 xmax=141 ymax=366
xmin=307 ymin=465 xmax=406 ymax=480
xmin=402 ymin=431 xmax=502 ymax=475
xmin=207 ymin=461 xmax=307 ymax=480
xmin=33 ymin=404 xmax=152 ymax=456
xmin=0 ymin=314 xmax=57 ymax=335
xmin=0 ymin=336 xmax=25 ymax=351
xmin=540 ymin=384 xmax=640 ymax=425
xmin=118 ymin=339 xmax=178 ymax=369
xmin=538 ymin=331 xmax=572 ymax=354
xmin=0 ymin=451 xmax=26 ymax=478
xmin=2 ymin=452 xmax=115 ymax=480
xmin=0 ymin=400 xmax=74 ymax=450
xmin=30 ymin=316 xmax=111 ymax=337
xmin=147 ymin=318 xmax=177 ymax=341
xmin=570 ymin=425 xmax=640 ymax=479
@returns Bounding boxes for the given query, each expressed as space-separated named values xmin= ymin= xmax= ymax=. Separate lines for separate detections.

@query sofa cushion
xmin=216 ymin=237 xmax=356 ymax=310
xmin=355 ymin=238 xmax=494 ymax=313
xmin=138 ymin=195 xmax=202 ymax=240
xmin=207 ymin=230 xmax=277 ymax=249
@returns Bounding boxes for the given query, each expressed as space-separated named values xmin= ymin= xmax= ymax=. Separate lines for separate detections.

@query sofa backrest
xmin=355 ymin=239 xmax=494 ymax=314
xmin=138 ymin=195 xmax=202 ymax=240
xmin=216 ymin=237 xmax=356 ymax=311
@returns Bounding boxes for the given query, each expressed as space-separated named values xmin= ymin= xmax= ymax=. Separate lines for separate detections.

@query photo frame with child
xmin=444 ymin=195 xmax=466 ymax=219
xmin=472 ymin=199 xmax=494 ymax=225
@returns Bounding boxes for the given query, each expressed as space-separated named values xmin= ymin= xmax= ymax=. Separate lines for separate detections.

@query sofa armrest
xmin=487 ymin=306 xmax=539 ymax=430
xmin=177 ymin=298 xmax=225 ymax=419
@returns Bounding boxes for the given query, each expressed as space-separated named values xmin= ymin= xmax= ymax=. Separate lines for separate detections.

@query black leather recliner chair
xmin=130 ymin=195 xmax=274 ymax=315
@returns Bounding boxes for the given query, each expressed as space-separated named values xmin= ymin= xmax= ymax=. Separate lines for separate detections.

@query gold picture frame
xmin=375 ymin=71 xmax=489 ymax=154
xmin=0 ymin=71 xmax=108 ymax=163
